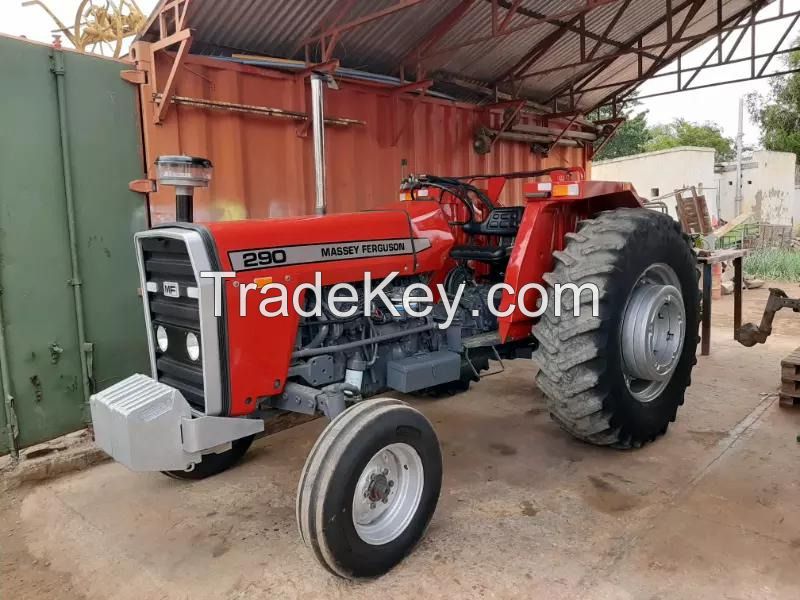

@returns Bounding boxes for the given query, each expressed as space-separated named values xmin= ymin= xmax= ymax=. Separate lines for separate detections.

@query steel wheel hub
xmin=621 ymin=264 xmax=686 ymax=403
xmin=352 ymin=443 xmax=424 ymax=546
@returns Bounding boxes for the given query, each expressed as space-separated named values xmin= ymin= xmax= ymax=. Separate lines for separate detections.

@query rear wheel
xmin=297 ymin=398 xmax=442 ymax=578
xmin=533 ymin=208 xmax=699 ymax=448
xmin=162 ymin=435 xmax=254 ymax=480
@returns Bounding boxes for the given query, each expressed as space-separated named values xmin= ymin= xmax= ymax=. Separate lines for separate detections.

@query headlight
xmin=156 ymin=325 xmax=168 ymax=352
xmin=186 ymin=332 xmax=200 ymax=361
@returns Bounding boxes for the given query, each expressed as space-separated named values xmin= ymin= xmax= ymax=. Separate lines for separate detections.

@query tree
xmin=746 ymin=46 xmax=800 ymax=158
xmin=595 ymin=111 xmax=651 ymax=160
xmin=644 ymin=118 xmax=735 ymax=161
xmin=590 ymin=94 xmax=651 ymax=160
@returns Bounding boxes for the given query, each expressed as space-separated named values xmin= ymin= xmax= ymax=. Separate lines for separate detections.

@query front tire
xmin=533 ymin=208 xmax=699 ymax=448
xmin=297 ymin=398 xmax=442 ymax=578
xmin=162 ymin=435 xmax=254 ymax=480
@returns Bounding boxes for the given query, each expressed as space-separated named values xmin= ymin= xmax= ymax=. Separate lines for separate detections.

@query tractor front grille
xmin=139 ymin=236 xmax=205 ymax=412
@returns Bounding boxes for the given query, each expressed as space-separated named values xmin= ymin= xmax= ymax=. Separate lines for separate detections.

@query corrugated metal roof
xmin=140 ymin=0 xmax=768 ymax=112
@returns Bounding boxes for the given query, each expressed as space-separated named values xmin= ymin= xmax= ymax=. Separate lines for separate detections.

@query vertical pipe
xmin=0 ymin=288 xmax=18 ymax=458
xmin=52 ymin=50 xmax=92 ymax=409
xmin=735 ymin=96 xmax=744 ymax=217
xmin=311 ymin=74 xmax=327 ymax=215
xmin=175 ymin=189 xmax=194 ymax=222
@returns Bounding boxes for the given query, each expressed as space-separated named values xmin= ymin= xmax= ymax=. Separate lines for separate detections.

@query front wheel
xmin=533 ymin=208 xmax=700 ymax=448
xmin=297 ymin=398 xmax=442 ymax=578
xmin=162 ymin=435 xmax=254 ymax=480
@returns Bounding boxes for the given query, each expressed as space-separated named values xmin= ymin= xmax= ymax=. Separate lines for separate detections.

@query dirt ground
xmin=3 ymin=283 xmax=800 ymax=600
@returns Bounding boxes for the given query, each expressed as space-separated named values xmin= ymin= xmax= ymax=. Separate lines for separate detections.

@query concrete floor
xmin=3 ymin=285 xmax=800 ymax=600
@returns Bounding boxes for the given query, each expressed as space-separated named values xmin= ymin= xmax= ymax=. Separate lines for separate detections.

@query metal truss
xmin=572 ymin=1 xmax=800 ymax=113
xmin=148 ymin=0 xmax=800 ymax=121
xmin=615 ymin=5 xmax=800 ymax=104
xmin=294 ymin=0 xmax=800 ymax=116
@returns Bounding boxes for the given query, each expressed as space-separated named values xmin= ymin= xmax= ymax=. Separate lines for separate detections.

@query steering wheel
xmin=444 ymin=188 xmax=477 ymax=228
xmin=408 ymin=179 xmax=482 ymax=229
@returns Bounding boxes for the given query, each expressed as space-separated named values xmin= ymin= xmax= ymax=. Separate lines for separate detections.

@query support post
xmin=702 ymin=262 xmax=712 ymax=356
xmin=733 ymin=256 xmax=743 ymax=334
xmin=311 ymin=74 xmax=328 ymax=216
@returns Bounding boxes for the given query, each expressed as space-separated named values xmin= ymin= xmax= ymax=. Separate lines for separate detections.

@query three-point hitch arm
xmin=736 ymin=288 xmax=800 ymax=347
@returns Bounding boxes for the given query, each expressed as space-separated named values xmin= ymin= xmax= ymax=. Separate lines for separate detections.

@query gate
xmin=0 ymin=36 xmax=149 ymax=455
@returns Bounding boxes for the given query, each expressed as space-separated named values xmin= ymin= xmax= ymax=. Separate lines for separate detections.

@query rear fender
xmin=497 ymin=185 xmax=642 ymax=342
xmin=498 ymin=200 xmax=571 ymax=342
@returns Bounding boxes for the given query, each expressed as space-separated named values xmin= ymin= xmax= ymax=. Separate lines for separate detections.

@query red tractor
xmin=91 ymin=156 xmax=699 ymax=578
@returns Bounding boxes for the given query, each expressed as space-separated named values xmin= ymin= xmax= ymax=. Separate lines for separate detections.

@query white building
xmin=715 ymin=150 xmax=797 ymax=226
xmin=591 ymin=147 xmax=717 ymax=221
xmin=592 ymin=146 xmax=798 ymax=225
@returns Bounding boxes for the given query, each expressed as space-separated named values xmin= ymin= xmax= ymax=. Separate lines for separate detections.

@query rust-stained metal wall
xmin=131 ymin=45 xmax=588 ymax=224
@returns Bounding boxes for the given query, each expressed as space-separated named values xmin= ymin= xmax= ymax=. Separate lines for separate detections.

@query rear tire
xmin=297 ymin=398 xmax=442 ymax=578
xmin=533 ymin=208 xmax=699 ymax=448
xmin=162 ymin=435 xmax=254 ymax=480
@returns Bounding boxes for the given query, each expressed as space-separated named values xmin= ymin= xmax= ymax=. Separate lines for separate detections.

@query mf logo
xmin=162 ymin=281 xmax=180 ymax=298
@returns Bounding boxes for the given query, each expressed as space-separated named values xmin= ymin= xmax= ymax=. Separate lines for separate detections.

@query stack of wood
xmin=780 ymin=348 xmax=800 ymax=407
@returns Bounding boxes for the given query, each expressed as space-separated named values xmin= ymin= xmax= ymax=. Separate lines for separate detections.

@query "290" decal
xmin=240 ymin=249 xmax=288 ymax=269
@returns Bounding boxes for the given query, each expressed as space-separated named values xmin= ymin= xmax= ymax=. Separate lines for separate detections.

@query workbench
xmin=696 ymin=249 xmax=748 ymax=356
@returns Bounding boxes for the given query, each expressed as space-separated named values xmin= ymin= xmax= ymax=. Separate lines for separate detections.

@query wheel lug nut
xmin=388 ymin=480 xmax=394 ymax=487
xmin=370 ymin=502 xmax=376 ymax=509
xmin=382 ymin=468 xmax=389 ymax=475
xmin=382 ymin=498 xmax=388 ymax=504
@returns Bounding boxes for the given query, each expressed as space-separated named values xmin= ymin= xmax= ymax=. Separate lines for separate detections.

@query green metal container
xmin=0 ymin=36 xmax=149 ymax=455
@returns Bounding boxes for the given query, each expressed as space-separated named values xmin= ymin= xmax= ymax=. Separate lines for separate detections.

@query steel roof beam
xmin=494 ymin=15 xmax=582 ymax=84
xmin=621 ymin=0 xmax=771 ymax=103
xmin=586 ymin=0 xmax=632 ymax=61
xmin=757 ymin=11 xmax=800 ymax=77
xmin=397 ymin=0 xmax=476 ymax=75
xmin=589 ymin=0 xmax=772 ymax=112
xmin=543 ymin=0 xmax=699 ymax=105
xmin=575 ymin=0 xmax=706 ymax=100
xmin=497 ymin=0 xmax=524 ymax=33
xmin=502 ymin=3 xmax=793 ymax=83
xmin=636 ymin=0 xmax=706 ymax=75
xmin=680 ymin=9 xmax=750 ymax=90
xmin=416 ymin=0 xmax=623 ymax=62
xmin=299 ymin=0 xmax=432 ymax=48
xmin=494 ymin=0 xmax=660 ymax=86
xmin=489 ymin=0 xmax=660 ymax=62
xmin=293 ymin=0 xmax=359 ymax=58
xmin=631 ymin=65 xmax=800 ymax=100
xmin=576 ymin=43 xmax=800 ymax=95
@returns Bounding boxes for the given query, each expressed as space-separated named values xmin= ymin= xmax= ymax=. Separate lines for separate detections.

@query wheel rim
xmin=620 ymin=263 xmax=686 ymax=403
xmin=352 ymin=443 xmax=424 ymax=546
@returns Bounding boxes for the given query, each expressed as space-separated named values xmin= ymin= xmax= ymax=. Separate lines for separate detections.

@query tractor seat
xmin=462 ymin=206 xmax=524 ymax=237
xmin=450 ymin=206 xmax=524 ymax=264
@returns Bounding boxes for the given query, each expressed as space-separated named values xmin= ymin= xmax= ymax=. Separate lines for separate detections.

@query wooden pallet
xmin=779 ymin=347 xmax=800 ymax=407
xmin=675 ymin=188 xmax=712 ymax=235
